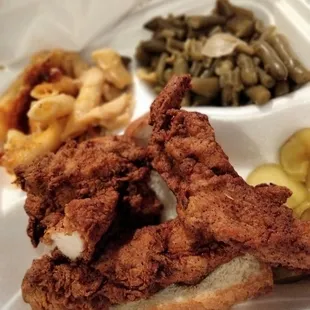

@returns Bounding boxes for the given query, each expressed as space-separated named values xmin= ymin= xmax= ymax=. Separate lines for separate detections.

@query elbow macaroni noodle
xmin=0 ymin=48 xmax=134 ymax=173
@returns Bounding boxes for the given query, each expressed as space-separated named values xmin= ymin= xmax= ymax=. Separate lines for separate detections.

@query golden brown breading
xmin=43 ymin=187 xmax=119 ymax=261
xmin=149 ymin=75 xmax=310 ymax=271
xmin=22 ymin=220 xmax=238 ymax=309
xmin=22 ymin=255 xmax=108 ymax=310
xmin=121 ymin=181 xmax=162 ymax=226
xmin=15 ymin=136 xmax=162 ymax=260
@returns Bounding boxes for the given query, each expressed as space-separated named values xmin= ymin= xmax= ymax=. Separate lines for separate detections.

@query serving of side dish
xmin=95 ymin=0 xmax=310 ymax=113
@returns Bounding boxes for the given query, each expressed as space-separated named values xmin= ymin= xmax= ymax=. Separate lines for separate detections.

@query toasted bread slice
xmin=114 ymin=254 xmax=272 ymax=310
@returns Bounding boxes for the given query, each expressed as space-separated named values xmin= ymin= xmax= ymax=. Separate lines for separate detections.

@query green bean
xmin=144 ymin=16 xmax=161 ymax=31
xmin=187 ymin=28 xmax=202 ymax=39
xmin=208 ymin=25 xmax=223 ymax=36
xmin=164 ymin=68 xmax=173 ymax=83
xmin=232 ymin=5 xmax=254 ymax=19
xmin=200 ymin=69 xmax=213 ymax=78
xmin=227 ymin=16 xmax=254 ymax=38
xmin=202 ymin=57 xmax=213 ymax=69
xmin=141 ymin=39 xmax=166 ymax=54
xmin=170 ymin=27 xmax=186 ymax=40
xmin=274 ymin=81 xmax=290 ymax=97
xmin=167 ymin=38 xmax=184 ymax=51
xmin=266 ymin=33 xmax=310 ymax=84
xmin=190 ymin=61 xmax=203 ymax=77
xmin=221 ymin=86 xmax=235 ymax=106
xmin=154 ymin=19 xmax=186 ymax=38
xmin=181 ymin=92 xmax=191 ymax=106
xmin=221 ymin=86 xmax=231 ymax=106
xmin=215 ymin=59 xmax=234 ymax=76
xmin=191 ymin=77 xmax=220 ymax=98
xmin=144 ymin=17 xmax=186 ymax=38
xmin=232 ymin=67 xmax=244 ymax=92
xmin=168 ymin=39 xmax=184 ymax=51
xmin=173 ymin=55 xmax=189 ymax=75
xmin=236 ymin=43 xmax=255 ymax=56
xmin=253 ymin=40 xmax=288 ymax=80
xmin=259 ymin=26 xmax=276 ymax=41
xmin=257 ymin=67 xmax=275 ymax=88
xmin=135 ymin=44 xmax=151 ymax=66
xmin=216 ymin=0 xmax=234 ymax=17
xmin=217 ymin=0 xmax=254 ymax=20
xmin=232 ymin=91 xmax=240 ymax=106
xmin=184 ymin=39 xmax=204 ymax=61
xmin=246 ymin=85 xmax=271 ymax=105
xmin=186 ymin=15 xmax=226 ymax=30
xmin=220 ymin=68 xmax=243 ymax=91
xmin=219 ymin=70 xmax=233 ymax=88
xmin=167 ymin=14 xmax=187 ymax=29
xmin=153 ymin=29 xmax=176 ymax=40
xmin=155 ymin=53 xmax=168 ymax=85
xmin=192 ymin=94 xmax=212 ymax=106
xmin=237 ymin=53 xmax=258 ymax=86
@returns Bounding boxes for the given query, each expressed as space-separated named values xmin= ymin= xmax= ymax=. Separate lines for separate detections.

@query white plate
xmin=1 ymin=0 xmax=310 ymax=309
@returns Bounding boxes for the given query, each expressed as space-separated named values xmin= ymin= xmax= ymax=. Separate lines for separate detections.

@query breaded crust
xmin=113 ymin=255 xmax=273 ymax=310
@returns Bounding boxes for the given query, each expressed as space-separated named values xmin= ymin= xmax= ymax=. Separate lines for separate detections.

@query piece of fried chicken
xmin=22 ymin=219 xmax=240 ymax=309
xmin=21 ymin=76 xmax=275 ymax=310
xmin=15 ymin=135 xmax=162 ymax=261
xmin=149 ymin=75 xmax=310 ymax=271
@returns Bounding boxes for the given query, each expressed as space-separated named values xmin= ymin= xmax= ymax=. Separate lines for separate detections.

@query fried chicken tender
xmin=22 ymin=220 xmax=238 ymax=309
xmin=22 ymin=255 xmax=108 ymax=310
xmin=15 ymin=136 xmax=162 ymax=261
xmin=149 ymin=75 xmax=310 ymax=271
